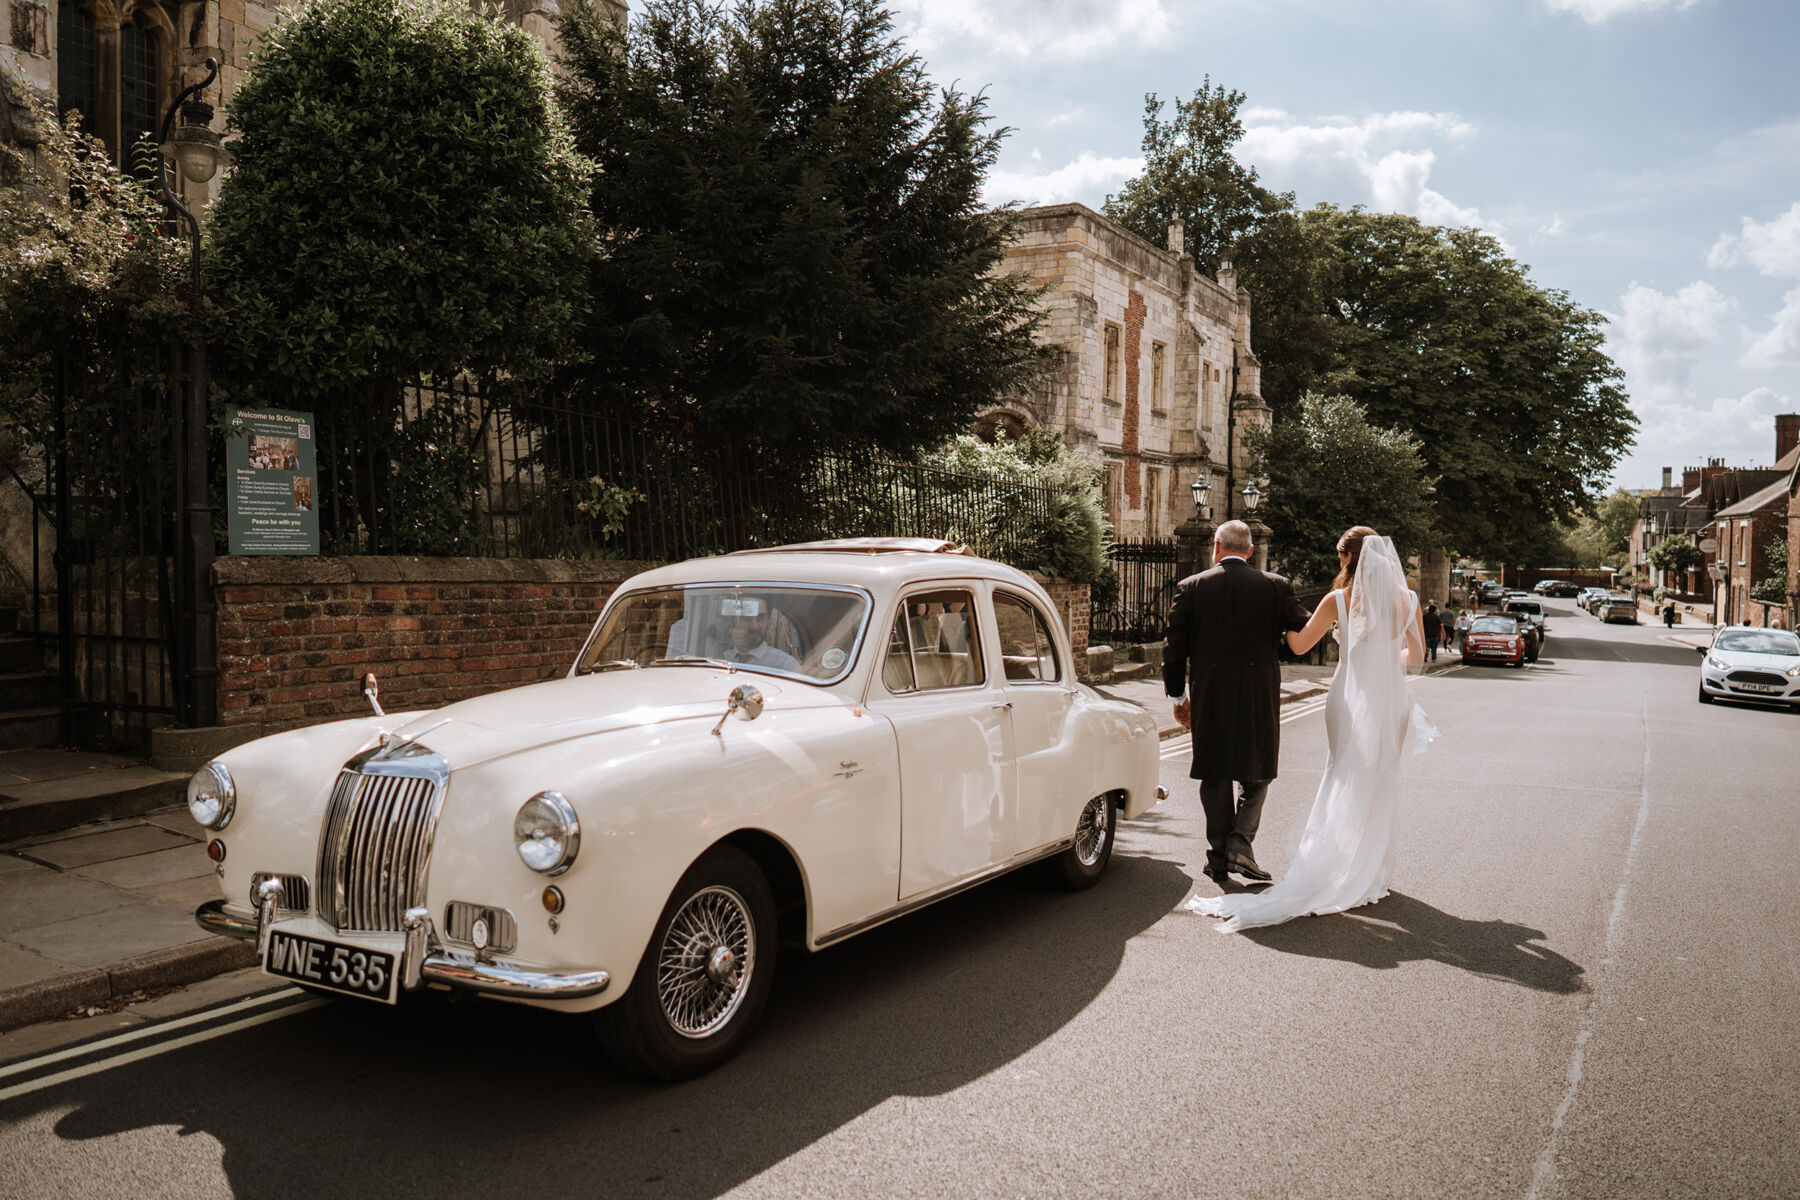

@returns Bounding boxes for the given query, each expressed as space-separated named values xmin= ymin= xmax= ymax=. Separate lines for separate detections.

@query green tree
xmin=1563 ymin=488 xmax=1639 ymax=567
xmin=1648 ymin=533 xmax=1704 ymax=576
xmin=1751 ymin=536 xmax=1788 ymax=603
xmin=207 ymin=0 xmax=593 ymax=407
xmin=1308 ymin=207 xmax=1636 ymax=564
xmin=1248 ymin=393 xmax=1435 ymax=586
xmin=554 ymin=0 xmax=1044 ymax=455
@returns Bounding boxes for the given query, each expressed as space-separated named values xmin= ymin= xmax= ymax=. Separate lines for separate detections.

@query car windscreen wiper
xmin=655 ymin=656 xmax=737 ymax=670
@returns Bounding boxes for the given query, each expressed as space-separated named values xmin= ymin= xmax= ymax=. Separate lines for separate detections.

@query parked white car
xmin=1696 ymin=625 xmax=1800 ymax=710
xmin=190 ymin=539 xmax=1163 ymax=1078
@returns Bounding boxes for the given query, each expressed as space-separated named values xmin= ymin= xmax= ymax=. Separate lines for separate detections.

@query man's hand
xmin=1173 ymin=699 xmax=1191 ymax=730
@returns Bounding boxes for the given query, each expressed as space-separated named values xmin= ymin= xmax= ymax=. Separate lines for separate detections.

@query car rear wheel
xmin=1045 ymin=793 xmax=1117 ymax=890
xmin=593 ymin=844 xmax=776 ymax=1081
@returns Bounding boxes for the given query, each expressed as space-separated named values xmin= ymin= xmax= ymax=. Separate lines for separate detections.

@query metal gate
xmin=9 ymin=345 xmax=210 ymax=750
xmin=1091 ymin=538 xmax=1182 ymax=646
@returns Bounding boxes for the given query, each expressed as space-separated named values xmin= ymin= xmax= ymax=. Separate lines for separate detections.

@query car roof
xmin=615 ymin=541 xmax=1048 ymax=594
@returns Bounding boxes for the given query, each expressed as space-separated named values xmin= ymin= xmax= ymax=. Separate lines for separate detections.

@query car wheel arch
xmin=712 ymin=827 xmax=809 ymax=947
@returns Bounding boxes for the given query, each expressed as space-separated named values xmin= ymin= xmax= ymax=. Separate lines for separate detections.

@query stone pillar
xmin=1248 ymin=518 xmax=1271 ymax=573
xmin=1175 ymin=514 xmax=1214 ymax=582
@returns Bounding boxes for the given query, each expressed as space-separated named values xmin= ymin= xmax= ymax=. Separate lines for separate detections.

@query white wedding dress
xmin=1185 ymin=536 xmax=1437 ymax=933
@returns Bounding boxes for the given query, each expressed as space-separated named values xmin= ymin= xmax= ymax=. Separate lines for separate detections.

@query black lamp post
xmin=157 ymin=57 xmax=223 ymax=727
xmin=1175 ymin=466 xmax=1216 ymax=580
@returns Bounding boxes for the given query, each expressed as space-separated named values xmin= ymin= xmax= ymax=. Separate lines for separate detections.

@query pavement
xmin=0 ymin=654 xmax=1441 ymax=1038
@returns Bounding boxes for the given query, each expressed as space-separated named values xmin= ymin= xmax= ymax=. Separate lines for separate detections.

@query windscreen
xmin=578 ymin=585 xmax=869 ymax=683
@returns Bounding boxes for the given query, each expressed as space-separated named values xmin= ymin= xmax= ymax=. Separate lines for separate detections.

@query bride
xmin=1185 ymin=526 xmax=1437 ymax=933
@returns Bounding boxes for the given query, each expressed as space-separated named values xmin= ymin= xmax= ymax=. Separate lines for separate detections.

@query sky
xmin=879 ymin=0 xmax=1800 ymax=492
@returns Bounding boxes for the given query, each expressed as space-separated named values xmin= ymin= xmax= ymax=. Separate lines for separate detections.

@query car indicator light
xmin=543 ymin=885 xmax=565 ymax=914
xmin=207 ymin=839 xmax=225 ymax=862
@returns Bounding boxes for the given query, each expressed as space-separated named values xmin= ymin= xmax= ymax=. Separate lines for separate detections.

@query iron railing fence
xmin=1091 ymin=538 xmax=1181 ymax=646
xmin=306 ymin=382 xmax=1062 ymax=569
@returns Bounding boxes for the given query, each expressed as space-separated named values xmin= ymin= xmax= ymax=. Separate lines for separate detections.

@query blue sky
xmin=881 ymin=0 xmax=1800 ymax=491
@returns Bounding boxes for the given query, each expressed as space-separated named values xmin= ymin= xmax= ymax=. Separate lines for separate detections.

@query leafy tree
xmin=923 ymin=430 xmax=1110 ymax=582
xmin=1751 ymin=536 xmax=1788 ymax=604
xmin=1648 ymin=533 xmax=1704 ymax=576
xmin=207 ymin=0 xmax=593 ymax=407
xmin=1248 ymin=392 xmax=1435 ymax=586
xmin=554 ymin=0 xmax=1044 ymax=455
xmin=1307 ymin=207 xmax=1636 ymax=565
xmin=1102 ymin=82 xmax=1333 ymax=418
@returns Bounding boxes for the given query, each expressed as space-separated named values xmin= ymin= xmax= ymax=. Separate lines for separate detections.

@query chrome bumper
xmin=194 ymin=900 xmax=611 ymax=1001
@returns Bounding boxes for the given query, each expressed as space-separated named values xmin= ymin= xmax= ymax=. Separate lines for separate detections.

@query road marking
xmin=1524 ymin=700 xmax=1656 ymax=1200
xmin=0 ymin=988 xmax=326 ymax=1103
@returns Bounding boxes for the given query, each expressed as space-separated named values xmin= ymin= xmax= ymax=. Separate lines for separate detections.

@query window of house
xmin=1145 ymin=466 xmax=1164 ymax=538
xmin=1739 ymin=520 xmax=1750 ymax=565
xmin=1103 ymin=461 xmax=1122 ymax=528
xmin=1103 ymin=324 xmax=1121 ymax=404
xmin=993 ymin=592 xmax=1063 ymax=682
xmin=56 ymin=2 xmax=163 ymax=173
xmin=1200 ymin=360 xmax=1213 ymax=430
xmin=1150 ymin=342 xmax=1166 ymax=414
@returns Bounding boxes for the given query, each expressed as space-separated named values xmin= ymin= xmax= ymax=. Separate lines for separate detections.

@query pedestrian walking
xmin=1422 ymin=601 xmax=1442 ymax=662
xmin=1455 ymin=607 xmax=1472 ymax=651
xmin=1663 ymin=601 xmax=1677 ymax=628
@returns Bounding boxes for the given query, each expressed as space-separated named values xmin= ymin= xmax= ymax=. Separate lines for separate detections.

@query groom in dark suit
xmin=1163 ymin=520 xmax=1312 ymax=884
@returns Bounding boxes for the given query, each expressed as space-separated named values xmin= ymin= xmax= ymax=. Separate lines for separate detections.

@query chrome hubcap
xmin=657 ymin=885 xmax=754 ymax=1038
xmin=1074 ymin=796 xmax=1110 ymax=866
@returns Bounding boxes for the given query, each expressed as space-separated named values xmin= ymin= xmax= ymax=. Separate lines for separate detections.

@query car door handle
xmin=991 ymin=701 xmax=1013 ymax=712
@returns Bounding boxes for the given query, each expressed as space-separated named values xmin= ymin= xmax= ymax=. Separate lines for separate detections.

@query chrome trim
xmin=419 ymin=954 xmax=611 ymax=999
xmin=249 ymin=872 xmax=311 ymax=914
xmin=188 ymin=762 xmax=236 ymax=831
xmin=195 ymin=899 xmax=257 ymax=941
xmin=516 ymin=791 xmax=581 ymax=877
xmin=815 ymin=837 xmax=1075 ymax=947
xmin=255 ymin=878 xmax=284 ymax=957
xmin=1155 ymin=785 xmax=1170 ymax=801
xmin=318 ymin=750 xmax=449 ymax=932
xmin=362 ymin=672 xmax=384 ymax=717
xmin=710 ymin=684 xmax=764 ymax=736
xmin=444 ymin=901 xmax=519 ymax=954
xmin=403 ymin=907 xmax=430 ymax=990
xmin=574 ymin=581 xmax=876 ymax=688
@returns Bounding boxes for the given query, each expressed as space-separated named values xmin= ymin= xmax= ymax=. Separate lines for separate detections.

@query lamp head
xmin=1240 ymin=480 xmax=1262 ymax=513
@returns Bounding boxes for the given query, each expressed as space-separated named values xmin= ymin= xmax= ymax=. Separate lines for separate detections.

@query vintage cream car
xmin=192 ymin=539 xmax=1162 ymax=1078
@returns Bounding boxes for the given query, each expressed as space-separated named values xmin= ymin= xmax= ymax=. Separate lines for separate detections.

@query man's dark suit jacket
xmin=1162 ymin=557 xmax=1311 ymax=783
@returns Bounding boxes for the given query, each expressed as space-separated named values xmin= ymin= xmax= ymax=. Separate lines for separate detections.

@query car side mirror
xmin=1694 ymin=646 xmax=1706 ymax=655
xmin=710 ymin=684 xmax=764 ymax=737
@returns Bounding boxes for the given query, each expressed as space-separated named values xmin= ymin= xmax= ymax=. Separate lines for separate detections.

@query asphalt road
xmin=2 ymin=598 xmax=1795 ymax=1199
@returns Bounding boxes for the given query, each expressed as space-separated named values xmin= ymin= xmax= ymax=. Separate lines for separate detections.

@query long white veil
xmin=1184 ymin=534 xmax=1435 ymax=932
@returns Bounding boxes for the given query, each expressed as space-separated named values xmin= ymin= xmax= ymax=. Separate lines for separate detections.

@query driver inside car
xmin=723 ymin=603 xmax=800 ymax=672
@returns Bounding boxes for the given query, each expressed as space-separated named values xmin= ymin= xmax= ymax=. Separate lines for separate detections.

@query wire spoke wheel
xmin=656 ymin=885 xmax=755 ymax=1038
xmin=1073 ymin=794 xmax=1111 ymax=866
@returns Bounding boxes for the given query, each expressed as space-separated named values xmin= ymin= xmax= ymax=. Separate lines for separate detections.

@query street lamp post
xmin=1174 ymin=467 xmax=1216 ymax=580
xmin=157 ymin=57 xmax=223 ymax=727
xmin=1241 ymin=481 xmax=1271 ymax=571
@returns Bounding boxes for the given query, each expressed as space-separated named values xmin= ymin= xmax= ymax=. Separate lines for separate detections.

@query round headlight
xmin=187 ymin=763 xmax=236 ymax=831
xmin=514 ymin=792 xmax=580 ymax=876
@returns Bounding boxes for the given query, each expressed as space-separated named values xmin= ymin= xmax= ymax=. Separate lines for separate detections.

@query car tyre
xmin=593 ymin=844 xmax=776 ymax=1082
xmin=1044 ymin=793 xmax=1118 ymax=891
xmin=1697 ymin=684 xmax=1713 ymax=705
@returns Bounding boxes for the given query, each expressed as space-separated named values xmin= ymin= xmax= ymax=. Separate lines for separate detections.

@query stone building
xmin=977 ymin=203 xmax=1270 ymax=544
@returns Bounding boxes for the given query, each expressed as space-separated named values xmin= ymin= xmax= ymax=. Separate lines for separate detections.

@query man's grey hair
xmin=1214 ymin=520 xmax=1253 ymax=554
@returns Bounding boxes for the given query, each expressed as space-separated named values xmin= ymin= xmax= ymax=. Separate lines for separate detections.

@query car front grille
xmin=1726 ymin=671 xmax=1788 ymax=688
xmin=444 ymin=901 xmax=519 ymax=953
xmin=316 ymin=767 xmax=445 ymax=932
xmin=249 ymin=872 xmax=311 ymax=913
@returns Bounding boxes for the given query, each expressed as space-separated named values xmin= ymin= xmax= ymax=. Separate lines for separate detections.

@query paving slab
xmin=0 ymin=852 xmax=38 ymax=877
xmin=0 ymin=748 xmax=154 ymax=788
xmin=0 ymin=941 xmax=65 ymax=988
xmin=21 ymin=825 xmax=196 ymax=870
xmin=0 ymin=865 xmax=133 ymax=935
xmin=8 ymin=898 xmax=211 ymax=968
xmin=71 ymin=843 xmax=216 ymax=891
xmin=140 ymin=873 xmax=228 ymax=912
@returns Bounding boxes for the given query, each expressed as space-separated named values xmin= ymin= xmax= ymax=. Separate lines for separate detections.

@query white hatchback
xmin=1697 ymin=626 xmax=1800 ymax=710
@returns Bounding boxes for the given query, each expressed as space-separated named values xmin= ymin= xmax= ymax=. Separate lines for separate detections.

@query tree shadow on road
xmin=1239 ymin=891 xmax=1587 ymax=995
xmin=6 ymin=854 xmax=1192 ymax=1200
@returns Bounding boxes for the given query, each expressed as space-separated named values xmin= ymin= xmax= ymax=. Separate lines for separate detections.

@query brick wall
xmin=213 ymin=556 xmax=662 ymax=730
xmin=1036 ymin=577 xmax=1091 ymax=666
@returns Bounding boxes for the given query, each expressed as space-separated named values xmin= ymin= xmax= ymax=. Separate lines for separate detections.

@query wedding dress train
xmin=1185 ymin=535 xmax=1436 ymax=933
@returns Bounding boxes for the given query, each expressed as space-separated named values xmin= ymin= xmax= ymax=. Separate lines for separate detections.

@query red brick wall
xmin=212 ymin=557 xmax=663 ymax=729
xmin=1036 ymin=578 xmax=1091 ymax=664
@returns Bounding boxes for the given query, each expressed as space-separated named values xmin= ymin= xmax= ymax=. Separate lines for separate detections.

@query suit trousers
xmin=1199 ymin=778 xmax=1269 ymax=870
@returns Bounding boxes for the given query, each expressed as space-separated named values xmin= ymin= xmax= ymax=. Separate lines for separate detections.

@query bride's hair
xmin=1334 ymin=525 xmax=1380 ymax=594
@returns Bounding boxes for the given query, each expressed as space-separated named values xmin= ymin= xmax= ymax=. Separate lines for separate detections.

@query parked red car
xmin=1462 ymin=615 xmax=1527 ymax=667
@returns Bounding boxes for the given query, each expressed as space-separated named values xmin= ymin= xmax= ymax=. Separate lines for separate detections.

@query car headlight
xmin=187 ymin=763 xmax=236 ymax=830
xmin=515 ymin=792 xmax=580 ymax=876
xmin=1787 ymin=664 xmax=1800 ymax=678
xmin=1707 ymin=656 xmax=1731 ymax=671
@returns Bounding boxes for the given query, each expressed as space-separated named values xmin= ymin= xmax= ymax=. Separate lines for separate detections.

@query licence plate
xmin=264 ymin=929 xmax=400 ymax=1004
xmin=1735 ymin=682 xmax=1782 ymax=694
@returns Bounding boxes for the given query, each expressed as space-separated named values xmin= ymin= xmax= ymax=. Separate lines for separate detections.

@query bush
xmin=921 ymin=430 xmax=1112 ymax=583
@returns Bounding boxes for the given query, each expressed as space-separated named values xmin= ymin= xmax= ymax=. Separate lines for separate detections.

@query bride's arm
xmin=1286 ymin=592 xmax=1337 ymax=654
xmin=1402 ymin=598 xmax=1426 ymax=667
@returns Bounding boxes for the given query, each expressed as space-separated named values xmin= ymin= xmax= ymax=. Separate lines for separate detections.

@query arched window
xmin=121 ymin=19 xmax=162 ymax=174
xmin=55 ymin=3 xmax=98 ymax=131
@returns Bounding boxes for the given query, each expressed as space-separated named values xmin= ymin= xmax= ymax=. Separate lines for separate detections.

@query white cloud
xmin=1544 ymin=0 xmax=1708 ymax=24
xmin=984 ymin=151 xmax=1144 ymax=208
xmin=1540 ymin=216 xmax=1567 ymax=238
xmin=1740 ymin=286 xmax=1800 ymax=369
xmin=1708 ymin=203 xmax=1800 ymax=277
xmin=1605 ymin=280 xmax=1733 ymax=404
xmin=887 ymin=0 xmax=1174 ymax=62
xmin=1238 ymin=109 xmax=1494 ymax=235
xmin=1623 ymin=388 xmax=1795 ymax=484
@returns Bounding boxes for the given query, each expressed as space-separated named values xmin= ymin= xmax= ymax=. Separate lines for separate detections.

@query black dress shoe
xmin=1201 ymin=863 xmax=1231 ymax=883
xmin=1230 ymin=859 xmax=1272 ymax=882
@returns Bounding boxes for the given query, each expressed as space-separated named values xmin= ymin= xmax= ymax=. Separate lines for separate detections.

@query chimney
xmin=1661 ymin=467 xmax=1672 ymax=491
xmin=1682 ymin=465 xmax=1702 ymax=493
xmin=1778 ymin=413 xmax=1800 ymax=462
xmin=1168 ymin=219 xmax=1185 ymax=255
xmin=1217 ymin=260 xmax=1237 ymax=293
